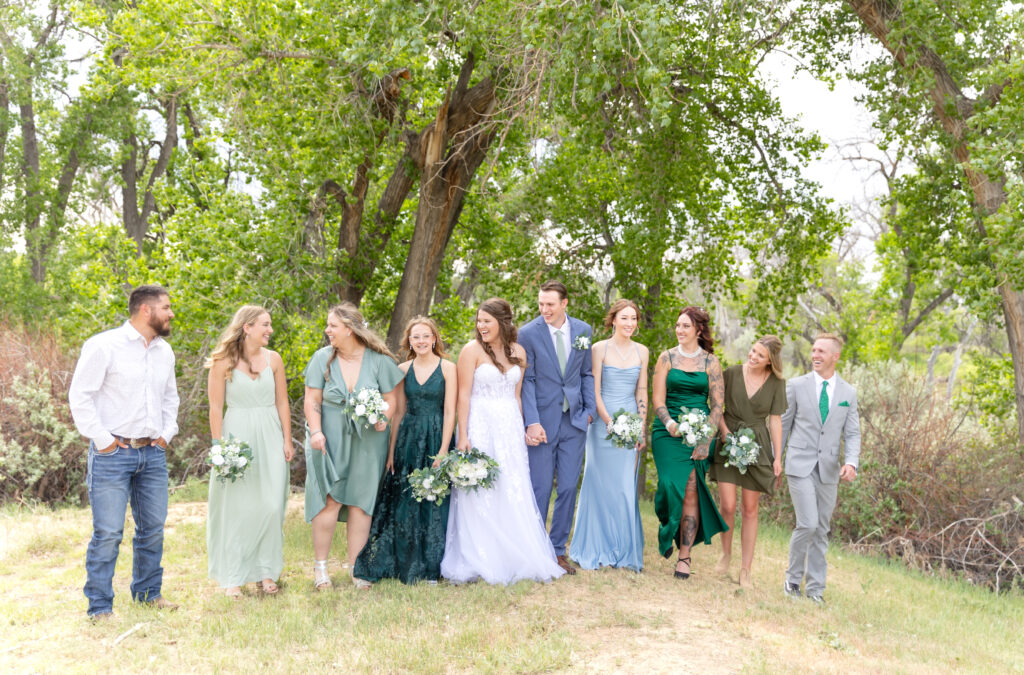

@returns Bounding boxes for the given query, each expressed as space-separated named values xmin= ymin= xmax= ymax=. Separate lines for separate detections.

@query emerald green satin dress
xmin=651 ymin=368 xmax=729 ymax=558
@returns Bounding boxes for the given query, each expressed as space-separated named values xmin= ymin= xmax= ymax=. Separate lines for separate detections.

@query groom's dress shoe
xmin=557 ymin=555 xmax=577 ymax=575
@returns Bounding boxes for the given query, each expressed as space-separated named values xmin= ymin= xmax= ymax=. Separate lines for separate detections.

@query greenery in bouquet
xmin=207 ymin=436 xmax=254 ymax=483
xmin=343 ymin=387 xmax=390 ymax=429
xmin=605 ymin=409 xmax=644 ymax=449
xmin=407 ymin=466 xmax=451 ymax=504
xmin=676 ymin=407 xmax=714 ymax=447
xmin=720 ymin=427 xmax=760 ymax=474
xmin=440 ymin=447 xmax=500 ymax=491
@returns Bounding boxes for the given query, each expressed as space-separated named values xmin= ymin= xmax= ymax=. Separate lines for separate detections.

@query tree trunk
xmin=122 ymin=97 xmax=179 ymax=253
xmin=386 ymin=53 xmax=497 ymax=350
xmin=846 ymin=0 xmax=1024 ymax=443
xmin=18 ymin=100 xmax=45 ymax=282
xmin=0 ymin=69 xmax=8 ymax=197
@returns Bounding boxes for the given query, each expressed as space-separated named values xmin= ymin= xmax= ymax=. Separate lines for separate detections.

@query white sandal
xmin=313 ymin=560 xmax=332 ymax=591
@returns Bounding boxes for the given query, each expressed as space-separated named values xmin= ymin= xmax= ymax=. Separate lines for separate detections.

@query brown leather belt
xmin=114 ymin=435 xmax=157 ymax=448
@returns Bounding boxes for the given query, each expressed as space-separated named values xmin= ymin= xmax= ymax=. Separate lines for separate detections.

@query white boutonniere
xmin=572 ymin=335 xmax=591 ymax=350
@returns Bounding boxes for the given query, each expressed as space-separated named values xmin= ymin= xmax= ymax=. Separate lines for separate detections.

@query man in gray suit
xmin=780 ymin=333 xmax=860 ymax=603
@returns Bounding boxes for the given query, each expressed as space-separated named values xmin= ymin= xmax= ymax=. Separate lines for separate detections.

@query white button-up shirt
xmin=812 ymin=371 xmax=838 ymax=411
xmin=546 ymin=316 xmax=570 ymax=361
xmin=69 ymin=322 xmax=180 ymax=449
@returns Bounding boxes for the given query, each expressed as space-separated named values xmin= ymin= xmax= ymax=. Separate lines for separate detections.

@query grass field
xmin=1 ymin=481 xmax=1022 ymax=673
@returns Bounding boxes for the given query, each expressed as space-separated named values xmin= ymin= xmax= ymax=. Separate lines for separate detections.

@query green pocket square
xmin=838 ymin=401 xmax=850 ymax=407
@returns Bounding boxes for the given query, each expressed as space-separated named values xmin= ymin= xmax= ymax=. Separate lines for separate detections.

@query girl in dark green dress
xmin=354 ymin=317 xmax=457 ymax=584
xmin=303 ymin=304 xmax=403 ymax=590
xmin=709 ymin=336 xmax=787 ymax=589
xmin=651 ymin=307 xmax=728 ymax=579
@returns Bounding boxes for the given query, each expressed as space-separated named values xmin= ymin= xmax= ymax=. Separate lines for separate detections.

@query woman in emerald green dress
xmin=206 ymin=305 xmax=293 ymax=597
xmin=354 ymin=317 xmax=457 ymax=584
xmin=651 ymin=306 xmax=728 ymax=579
xmin=303 ymin=303 xmax=403 ymax=590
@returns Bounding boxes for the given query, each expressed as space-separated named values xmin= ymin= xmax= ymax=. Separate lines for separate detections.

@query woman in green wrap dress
xmin=709 ymin=336 xmax=787 ymax=589
xmin=651 ymin=307 xmax=728 ymax=579
xmin=303 ymin=303 xmax=403 ymax=590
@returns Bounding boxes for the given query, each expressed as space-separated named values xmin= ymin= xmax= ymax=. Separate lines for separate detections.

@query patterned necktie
xmin=555 ymin=328 xmax=569 ymax=411
xmin=819 ymin=380 xmax=829 ymax=423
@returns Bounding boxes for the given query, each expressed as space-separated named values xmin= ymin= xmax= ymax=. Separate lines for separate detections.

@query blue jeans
xmin=84 ymin=442 xmax=168 ymax=616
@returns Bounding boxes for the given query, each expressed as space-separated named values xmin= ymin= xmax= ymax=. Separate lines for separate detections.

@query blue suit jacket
xmin=519 ymin=314 xmax=596 ymax=434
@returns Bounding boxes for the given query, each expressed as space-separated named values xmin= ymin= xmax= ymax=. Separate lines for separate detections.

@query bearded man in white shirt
xmin=69 ymin=285 xmax=180 ymax=619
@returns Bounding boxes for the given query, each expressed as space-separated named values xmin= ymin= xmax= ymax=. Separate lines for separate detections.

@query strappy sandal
xmin=225 ymin=586 xmax=243 ymax=599
xmin=674 ymin=556 xmax=692 ymax=579
xmin=313 ymin=560 xmax=332 ymax=591
xmin=352 ymin=577 xmax=372 ymax=590
xmin=260 ymin=579 xmax=279 ymax=595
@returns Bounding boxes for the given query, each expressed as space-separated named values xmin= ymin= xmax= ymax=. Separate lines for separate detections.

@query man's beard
xmin=149 ymin=315 xmax=172 ymax=337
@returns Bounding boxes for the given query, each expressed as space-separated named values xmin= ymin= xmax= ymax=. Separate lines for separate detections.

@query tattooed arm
xmin=652 ymin=350 xmax=680 ymax=437
xmin=694 ymin=354 xmax=724 ymax=460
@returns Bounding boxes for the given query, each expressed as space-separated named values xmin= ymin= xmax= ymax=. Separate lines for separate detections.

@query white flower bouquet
xmin=720 ymin=427 xmax=761 ymax=474
xmin=343 ymin=387 xmax=390 ymax=429
xmin=675 ymin=407 xmax=714 ymax=448
xmin=605 ymin=409 xmax=644 ymax=449
xmin=207 ymin=436 xmax=254 ymax=483
xmin=440 ymin=447 xmax=500 ymax=491
xmin=407 ymin=466 xmax=451 ymax=504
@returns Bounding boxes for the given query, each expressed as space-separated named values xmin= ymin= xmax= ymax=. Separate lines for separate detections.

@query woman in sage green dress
xmin=709 ymin=336 xmax=787 ymax=589
xmin=651 ymin=307 xmax=728 ymax=580
xmin=354 ymin=317 xmax=457 ymax=584
xmin=206 ymin=305 xmax=294 ymax=597
xmin=303 ymin=303 xmax=403 ymax=590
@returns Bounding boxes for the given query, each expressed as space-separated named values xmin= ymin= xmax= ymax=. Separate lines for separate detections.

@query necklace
xmin=676 ymin=345 xmax=702 ymax=359
xmin=610 ymin=338 xmax=631 ymax=362
xmin=743 ymin=363 xmax=769 ymax=393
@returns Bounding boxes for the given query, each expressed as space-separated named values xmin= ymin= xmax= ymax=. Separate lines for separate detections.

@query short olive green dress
xmin=709 ymin=365 xmax=787 ymax=495
xmin=651 ymin=366 xmax=729 ymax=558
xmin=303 ymin=346 xmax=404 ymax=522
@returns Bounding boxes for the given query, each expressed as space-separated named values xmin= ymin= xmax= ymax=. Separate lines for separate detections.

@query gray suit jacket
xmin=780 ymin=372 xmax=861 ymax=484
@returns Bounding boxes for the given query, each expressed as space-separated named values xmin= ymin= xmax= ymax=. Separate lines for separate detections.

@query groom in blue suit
xmin=520 ymin=281 xmax=596 ymax=574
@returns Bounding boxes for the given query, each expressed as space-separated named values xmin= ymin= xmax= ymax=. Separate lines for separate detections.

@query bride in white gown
xmin=441 ymin=298 xmax=565 ymax=585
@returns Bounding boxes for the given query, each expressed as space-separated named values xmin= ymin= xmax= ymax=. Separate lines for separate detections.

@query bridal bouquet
xmin=343 ymin=387 xmax=390 ymax=429
xmin=407 ymin=466 xmax=451 ymax=504
xmin=676 ymin=407 xmax=714 ymax=448
xmin=207 ymin=436 xmax=254 ymax=483
xmin=440 ymin=447 xmax=500 ymax=491
xmin=720 ymin=428 xmax=761 ymax=474
xmin=605 ymin=409 xmax=644 ymax=449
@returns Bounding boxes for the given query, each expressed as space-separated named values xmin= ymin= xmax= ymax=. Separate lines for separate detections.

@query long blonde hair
xmin=756 ymin=335 xmax=784 ymax=380
xmin=324 ymin=303 xmax=396 ymax=381
xmin=399 ymin=316 xmax=449 ymax=361
xmin=205 ymin=305 xmax=269 ymax=380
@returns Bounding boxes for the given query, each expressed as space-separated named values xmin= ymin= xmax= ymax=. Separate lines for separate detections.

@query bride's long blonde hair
xmin=205 ymin=305 xmax=269 ymax=381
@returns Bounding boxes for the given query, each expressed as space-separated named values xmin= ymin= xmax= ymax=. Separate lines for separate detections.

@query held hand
xmin=310 ymin=430 xmax=327 ymax=454
xmin=432 ymin=449 xmax=448 ymax=469
xmin=588 ymin=415 xmax=593 ymax=425
xmin=374 ymin=419 xmax=388 ymax=433
xmin=840 ymin=464 xmax=857 ymax=482
xmin=667 ymin=420 xmax=682 ymax=438
xmin=525 ymin=423 xmax=547 ymax=447
xmin=386 ymin=453 xmax=395 ymax=474
xmin=283 ymin=440 xmax=295 ymax=462
xmin=636 ymin=435 xmax=646 ymax=451
xmin=601 ymin=415 xmax=613 ymax=427
xmin=456 ymin=437 xmax=472 ymax=452
xmin=773 ymin=458 xmax=782 ymax=478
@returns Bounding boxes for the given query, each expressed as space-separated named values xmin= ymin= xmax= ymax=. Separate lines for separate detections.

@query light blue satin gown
xmin=569 ymin=352 xmax=645 ymax=571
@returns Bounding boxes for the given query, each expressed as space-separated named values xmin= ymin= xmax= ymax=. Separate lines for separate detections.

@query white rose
xmin=739 ymin=436 xmax=750 ymax=445
xmin=686 ymin=434 xmax=697 ymax=445
xmin=355 ymin=404 xmax=367 ymax=416
xmin=211 ymin=455 xmax=225 ymax=466
xmin=211 ymin=446 xmax=223 ymax=456
xmin=237 ymin=457 xmax=248 ymax=467
xmin=367 ymin=413 xmax=378 ymax=425
xmin=426 ymin=494 xmax=436 ymax=501
xmin=423 ymin=476 xmax=433 ymax=487
xmin=357 ymin=389 xmax=370 ymax=402
xmin=381 ymin=401 xmax=390 ymax=411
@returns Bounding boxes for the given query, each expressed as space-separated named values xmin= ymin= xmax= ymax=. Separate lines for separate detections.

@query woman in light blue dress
xmin=570 ymin=300 xmax=649 ymax=571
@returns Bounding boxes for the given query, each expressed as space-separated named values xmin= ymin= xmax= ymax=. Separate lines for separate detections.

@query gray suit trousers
xmin=786 ymin=464 xmax=838 ymax=596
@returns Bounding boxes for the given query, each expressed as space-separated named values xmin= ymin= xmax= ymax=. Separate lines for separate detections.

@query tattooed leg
xmin=678 ymin=473 xmax=700 ymax=556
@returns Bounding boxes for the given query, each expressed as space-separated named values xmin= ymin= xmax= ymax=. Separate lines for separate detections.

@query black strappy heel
xmin=674 ymin=556 xmax=691 ymax=579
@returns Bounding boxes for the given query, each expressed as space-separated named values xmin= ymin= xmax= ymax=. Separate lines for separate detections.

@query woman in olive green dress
xmin=651 ymin=307 xmax=728 ymax=580
xmin=303 ymin=303 xmax=403 ymax=590
xmin=206 ymin=305 xmax=294 ymax=597
xmin=709 ymin=336 xmax=786 ymax=589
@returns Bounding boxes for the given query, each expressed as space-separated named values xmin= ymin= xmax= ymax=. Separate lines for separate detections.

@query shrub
xmin=765 ymin=360 xmax=1024 ymax=591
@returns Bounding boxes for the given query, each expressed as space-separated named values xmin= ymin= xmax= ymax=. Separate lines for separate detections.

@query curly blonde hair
xmin=205 ymin=305 xmax=269 ymax=381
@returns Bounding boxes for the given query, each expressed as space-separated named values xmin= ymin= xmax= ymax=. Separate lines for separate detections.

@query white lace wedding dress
xmin=440 ymin=364 xmax=565 ymax=584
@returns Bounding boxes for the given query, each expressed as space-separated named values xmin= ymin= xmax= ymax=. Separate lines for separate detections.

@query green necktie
xmin=819 ymin=380 xmax=829 ymax=423
xmin=555 ymin=328 xmax=569 ymax=411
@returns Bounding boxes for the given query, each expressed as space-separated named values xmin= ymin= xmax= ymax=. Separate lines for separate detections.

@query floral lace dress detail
xmin=354 ymin=361 xmax=450 ymax=583
xmin=440 ymin=364 xmax=565 ymax=585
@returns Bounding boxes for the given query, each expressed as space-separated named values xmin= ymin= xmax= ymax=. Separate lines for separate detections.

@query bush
xmin=765 ymin=360 xmax=1024 ymax=591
